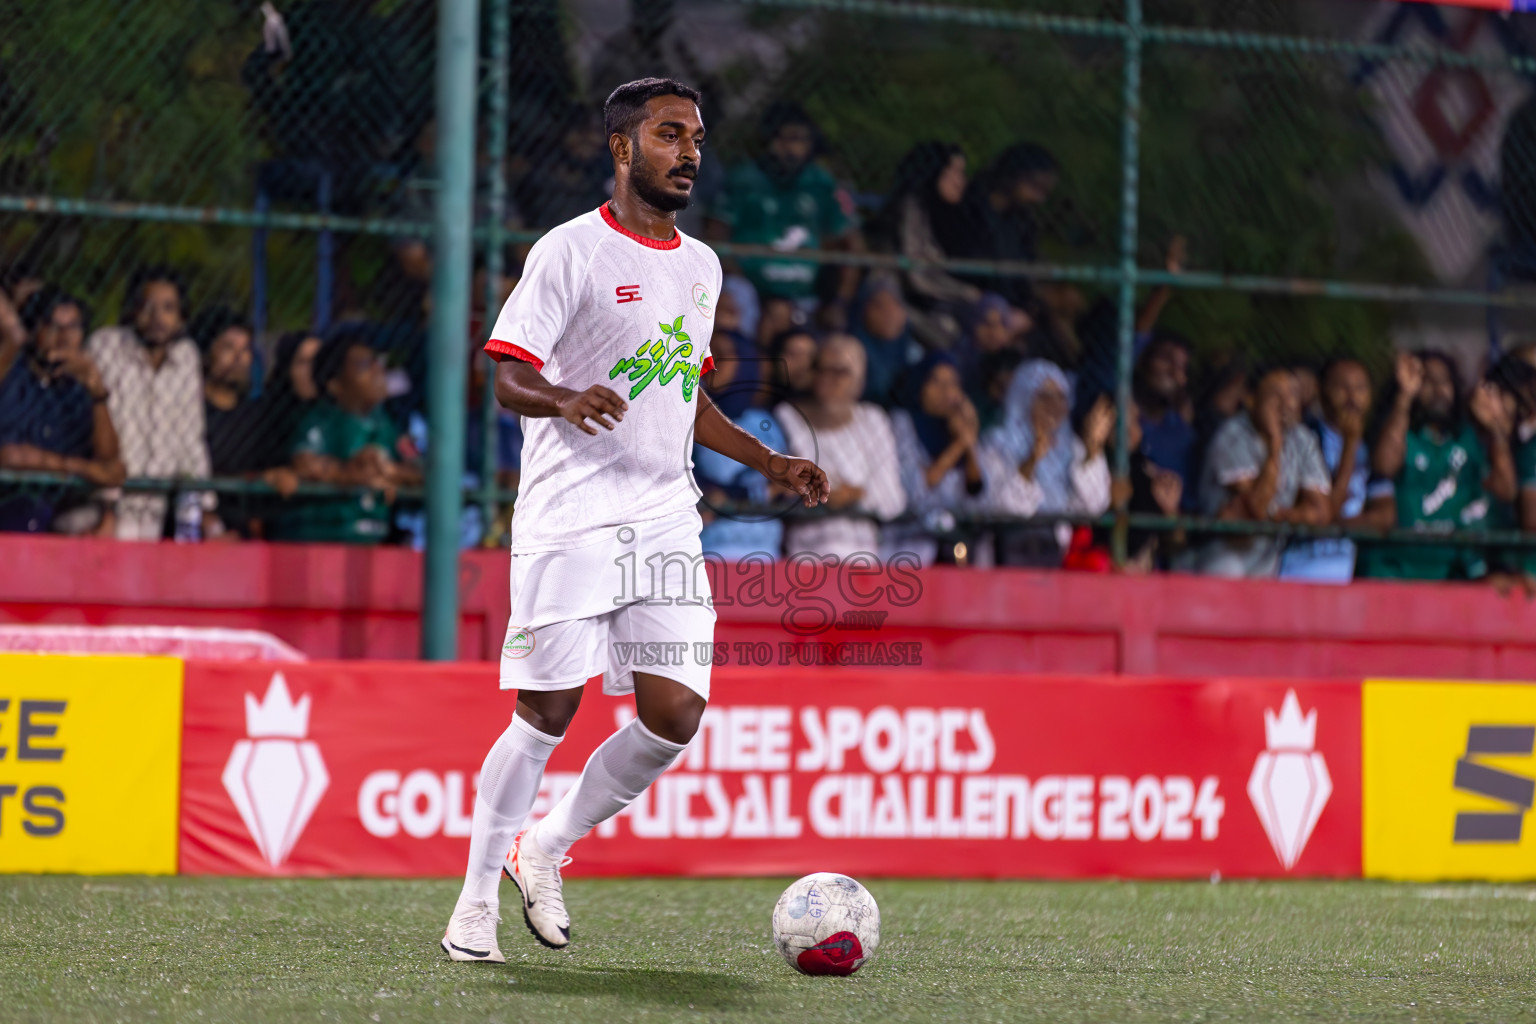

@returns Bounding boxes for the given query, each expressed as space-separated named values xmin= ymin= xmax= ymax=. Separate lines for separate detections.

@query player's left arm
xmin=693 ymin=390 xmax=829 ymax=508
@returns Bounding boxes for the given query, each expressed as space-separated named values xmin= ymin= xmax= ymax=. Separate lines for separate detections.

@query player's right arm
xmin=484 ymin=229 xmax=626 ymax=435
xmin=494 ymin=361 xmax=627 ymax=436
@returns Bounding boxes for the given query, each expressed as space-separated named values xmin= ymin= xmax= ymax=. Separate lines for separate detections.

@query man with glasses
xmin=0 ymin=287 xmax=125 ymax=533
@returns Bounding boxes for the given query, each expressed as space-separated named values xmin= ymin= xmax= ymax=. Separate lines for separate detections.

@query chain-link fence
xmin=3 ymin=0 xmax=1536 ymax=580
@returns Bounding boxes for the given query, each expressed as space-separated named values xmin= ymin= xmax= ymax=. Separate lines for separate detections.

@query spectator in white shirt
xmin=775 ymin=333 xmax=907 ymax=560
xmin=87 ymin=267 xmax=213 ymax=540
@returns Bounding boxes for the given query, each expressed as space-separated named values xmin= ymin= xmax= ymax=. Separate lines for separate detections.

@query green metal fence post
xmin=1111 ymin=0 xmax=1144 ymax=567
xmin=481 ymin=0 xmax=510 ymax=537
xmin=423 ymin=0 xmax=481 ymax=661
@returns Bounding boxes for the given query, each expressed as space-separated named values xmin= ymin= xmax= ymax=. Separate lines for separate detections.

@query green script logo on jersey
xmin=608 ymin=314 xmax=702 ymax=401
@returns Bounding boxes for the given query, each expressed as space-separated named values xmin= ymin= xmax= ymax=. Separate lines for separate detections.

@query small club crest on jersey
xmin=608 ymin=314 xmax=703 ymax=402
xmin=504 ymin=627 xmax=535 ymax=659
xmin=692 ymin=282 xmax=713 ymax=318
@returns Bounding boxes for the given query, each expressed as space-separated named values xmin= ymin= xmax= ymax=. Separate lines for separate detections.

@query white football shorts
xmin=499 ymin=509 xmax=716 ymax=699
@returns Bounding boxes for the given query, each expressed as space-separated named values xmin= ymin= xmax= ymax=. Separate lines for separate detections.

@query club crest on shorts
xmin=503 ymin=627 xmax=535 ymax=659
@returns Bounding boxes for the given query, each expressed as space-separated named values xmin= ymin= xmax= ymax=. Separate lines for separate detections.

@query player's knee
xmin=636 ymin=689 xmax=706 ymax=746
xmin=516 ymin=688 xmax=583 ymax=737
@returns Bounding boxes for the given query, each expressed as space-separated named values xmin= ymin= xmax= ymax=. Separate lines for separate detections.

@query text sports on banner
xmin=0 ymin=654 xmax=182 ymax=875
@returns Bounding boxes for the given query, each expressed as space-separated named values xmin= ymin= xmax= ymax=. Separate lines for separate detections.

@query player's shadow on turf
xmin=493 ymin=964 xmax=759 ymax=1008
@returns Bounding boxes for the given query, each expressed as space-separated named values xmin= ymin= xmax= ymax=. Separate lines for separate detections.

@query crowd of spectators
xmin=0 ymin=267 xmax=420 ymax=544
xmin=5 ymin=94 xmax=1536 ymax=589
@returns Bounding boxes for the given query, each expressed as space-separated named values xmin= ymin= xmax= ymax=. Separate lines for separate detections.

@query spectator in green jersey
xmin=271 ymin=329 xmax=422 ymax=544
xmin=709 ymin=101 xmax=859 ymax=306
xmin=1359 ymin=351 xmax=1517 ymax=581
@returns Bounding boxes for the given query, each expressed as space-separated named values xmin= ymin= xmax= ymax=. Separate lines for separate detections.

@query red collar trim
xmin=599 ymin=202 xmax=682 ymax=250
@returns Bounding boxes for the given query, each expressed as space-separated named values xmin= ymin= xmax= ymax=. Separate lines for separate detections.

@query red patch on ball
xmin=795 ymin=931 xmax=865 ymax=976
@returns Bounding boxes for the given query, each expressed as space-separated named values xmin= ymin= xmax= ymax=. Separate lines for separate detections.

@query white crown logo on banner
xmin=222 ymin=672 xmax=329 ymax=869
xmin=1247 ymin=689 xmax=1332 ymax=871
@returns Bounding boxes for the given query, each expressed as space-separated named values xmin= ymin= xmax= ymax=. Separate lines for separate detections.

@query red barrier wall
xmin=5 ymin=534 xmax=1536 ymax=677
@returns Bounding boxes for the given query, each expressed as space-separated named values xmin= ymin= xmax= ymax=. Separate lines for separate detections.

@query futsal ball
xmin=771 ymin=872 xmax=880 ymax=976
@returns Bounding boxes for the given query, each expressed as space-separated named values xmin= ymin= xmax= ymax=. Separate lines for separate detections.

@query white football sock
xmin=532 ymin=717 xmax=687 ymax=859
xmin=459 ymin=713 xmax=561 ymax=904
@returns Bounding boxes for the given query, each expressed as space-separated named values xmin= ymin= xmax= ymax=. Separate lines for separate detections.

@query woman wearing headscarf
xmin=987 ymin=359 xmax=1114 ymax=565
xmin=892 ymin=352 xmax=983 ymax=504
xmin=888 ymin=351 xmax=1039 ymax=564
xmin=775 ymin=333 xmax=907 ymax=559
xmin=955 ymin=292 xmax=1026 ymax=400
xmin=876 ymin=143 xmax=983 ymax=350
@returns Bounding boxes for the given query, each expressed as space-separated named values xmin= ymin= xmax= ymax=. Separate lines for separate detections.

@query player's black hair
xmin=189 ymin=305 xmax=250 ymax=354
xmin=313 ymin=325 xmax=376 ymax=395
xmin=122 ymin=264 xmax=188 ymax=325
xmin=18 ymin=284 xmax=90 ymax=336
xmin=603 ymin=77 xmax=702 ymax=141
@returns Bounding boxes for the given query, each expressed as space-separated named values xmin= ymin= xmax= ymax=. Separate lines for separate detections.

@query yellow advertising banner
xmin=1364 ymin=680 xmax=1536 ymax=880
xmin=0 ymin=654 xmax=182 ymax=874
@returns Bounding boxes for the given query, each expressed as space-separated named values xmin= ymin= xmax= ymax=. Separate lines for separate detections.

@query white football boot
xmin=503 ymin=831 xmax=572 ymax=949
xmin=440 ymin=897 xmax=506 ymax=963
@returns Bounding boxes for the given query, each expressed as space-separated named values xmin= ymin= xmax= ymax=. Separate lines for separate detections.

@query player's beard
xmin=631 ymin=155 xmax=693 ymax=213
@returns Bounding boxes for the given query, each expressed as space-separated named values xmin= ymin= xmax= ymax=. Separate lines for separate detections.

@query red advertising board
xmin=180 ymin=663 xmax=1361 ymax=878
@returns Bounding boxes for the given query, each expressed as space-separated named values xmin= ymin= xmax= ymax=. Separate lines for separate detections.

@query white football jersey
xmin=486 ymin=203 xmax=722 ymax=554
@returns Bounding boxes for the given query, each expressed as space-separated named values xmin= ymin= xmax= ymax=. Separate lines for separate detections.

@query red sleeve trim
xmin=484 ymin=339 xmax=545 ymax=371
xmin=700 ymin=355 xmax=715 ymax=375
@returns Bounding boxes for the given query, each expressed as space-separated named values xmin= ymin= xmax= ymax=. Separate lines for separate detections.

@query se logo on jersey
xmin=608 ymin=314 xmax=703 ymax=402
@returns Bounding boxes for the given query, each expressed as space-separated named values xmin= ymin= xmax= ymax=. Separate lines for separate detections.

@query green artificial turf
xmin=1 ymin=876 xmax=1533 ymax=1023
